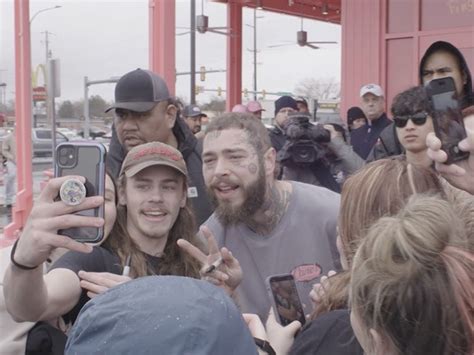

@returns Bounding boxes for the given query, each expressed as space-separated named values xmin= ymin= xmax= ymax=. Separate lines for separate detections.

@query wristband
xmin=10 ymin=240 xmax=40 ymax=270
xmin=254 ymin=337 xmax=276 ymax=355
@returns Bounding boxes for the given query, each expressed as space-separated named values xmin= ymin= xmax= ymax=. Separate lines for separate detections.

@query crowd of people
xmin=1 ymin=39 xmax=473 ymax=355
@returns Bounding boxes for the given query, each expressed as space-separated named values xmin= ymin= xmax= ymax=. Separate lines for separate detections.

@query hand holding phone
xmin=266 ymin=274 xmax=306 ymax=326
xmin=55 ymin=142 xmax=106 ymax=243
xmin=425 ymin=77 xmax=469 ymax=164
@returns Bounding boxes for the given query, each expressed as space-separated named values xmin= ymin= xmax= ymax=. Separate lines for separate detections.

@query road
xmin=0 ymin=157 xmax=53 ymax=232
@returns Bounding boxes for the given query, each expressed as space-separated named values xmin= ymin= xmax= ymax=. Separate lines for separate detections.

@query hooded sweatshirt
xmin=107 ymin=116 xmax=213 ymax=226
xmin=367 ymin=41 xmax=473 ymax=162
xmin=66 ymin=276 xmax=258 ymax=355
xmin=419 ymin=40 xmax=474 ymax=110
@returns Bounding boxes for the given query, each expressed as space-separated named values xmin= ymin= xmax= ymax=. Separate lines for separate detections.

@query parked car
xmin=33 ymin=128 xmax=68 ymax=157
xmin=57 ymin=127 xmax=80 ymax=140
xmin=77 ymin=126 xmax=107 ymax=139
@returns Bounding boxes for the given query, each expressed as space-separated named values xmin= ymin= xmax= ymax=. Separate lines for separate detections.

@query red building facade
xmin=341 ymin=0 xmax=474 ymax=114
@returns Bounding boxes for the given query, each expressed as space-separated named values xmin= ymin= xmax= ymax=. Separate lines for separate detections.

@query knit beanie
xmin=347 ymin=106 xmax=366 ymax=125
xmin=275 ymin=96 xmax=298 ymax=116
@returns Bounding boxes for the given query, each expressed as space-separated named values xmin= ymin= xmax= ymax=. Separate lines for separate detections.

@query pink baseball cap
xmin=231 ymin=104 xmax=248 ymax=113
xmin=246 ymin=101 xmax=265 ymax=113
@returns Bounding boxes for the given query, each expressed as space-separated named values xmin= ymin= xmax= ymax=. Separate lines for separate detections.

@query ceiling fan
xmin=268 ymin=18 xmax=337 ymax=50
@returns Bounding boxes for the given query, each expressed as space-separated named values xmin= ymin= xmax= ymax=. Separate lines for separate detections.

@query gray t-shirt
xmin=204 ymin=181 xmax=340 ymax=321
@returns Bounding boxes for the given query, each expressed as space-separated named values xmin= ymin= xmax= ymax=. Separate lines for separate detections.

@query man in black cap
xmin=182 ymin=104 xmax=207 ymax=135
xmin=295 ymin=97 xmax=310 ymax=114
xmin=268 ymin=96 xmax=298 ymax=153
xmin=106 ymin=68 xmax=213 ymax=225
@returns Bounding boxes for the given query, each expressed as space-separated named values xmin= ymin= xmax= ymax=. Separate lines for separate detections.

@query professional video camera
xmin=278 ymin=113 xmax=331 ymax=165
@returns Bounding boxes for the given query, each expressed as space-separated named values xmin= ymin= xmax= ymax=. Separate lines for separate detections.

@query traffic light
xmin=217 ymin=87 xmax=222 ymax=96
xmin=195 ymin=85 xmax=201 ymax=95
xmin=200 ymin=66 xmax=206 ymax=81
xmin=243 ymin=88 xmax=248 ymax=97
xmin=262 ymin=89 xmax=266 ymax=99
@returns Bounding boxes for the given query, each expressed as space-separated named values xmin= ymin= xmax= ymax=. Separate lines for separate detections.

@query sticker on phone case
xmin=60 ymin=178 xmax=87 ymax=206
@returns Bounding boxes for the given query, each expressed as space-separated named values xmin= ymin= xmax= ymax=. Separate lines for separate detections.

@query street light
xmin=30 ymin=5 xmax=62 ymax=24
xmin=29 ymin=5 xmax=61 ymax=128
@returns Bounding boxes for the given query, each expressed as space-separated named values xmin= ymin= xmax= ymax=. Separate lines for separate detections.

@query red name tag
xmin=291 ymin=264 xmax=322 ymax=282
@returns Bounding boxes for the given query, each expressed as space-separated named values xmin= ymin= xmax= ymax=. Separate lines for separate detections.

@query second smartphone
xmin=425 ymin=77 xmax=469 ymax=164
xmin=266 ymin=273 xmax=306 ymax=326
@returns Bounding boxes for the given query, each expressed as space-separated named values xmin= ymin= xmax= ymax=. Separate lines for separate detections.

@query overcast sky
xmin=0 ymin=0 xmax=341 ymax=105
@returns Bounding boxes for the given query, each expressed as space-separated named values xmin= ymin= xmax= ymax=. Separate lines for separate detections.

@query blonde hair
xmin=338 ymin=158 xmax=444 ymax=265
xmin=312 ymin=158 xmax=444 ymax=318
xmin=350 ymin=195 xmax=474 ymax=355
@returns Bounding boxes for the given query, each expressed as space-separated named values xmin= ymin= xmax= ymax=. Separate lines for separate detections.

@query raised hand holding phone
xmin=425 ymin=77 xmax=469 ymax=164
xmin=54 ymin=142 xmax=107 ymax=243
xmin=265 ymin=273 xmax=306 ymax=326
xmin=11 ymin=176 xmax=102 ymax=269
xmin=427 ymin=110 xmax=474 ymax=194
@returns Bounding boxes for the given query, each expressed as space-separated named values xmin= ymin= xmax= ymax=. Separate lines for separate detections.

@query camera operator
xmin=278 ymin=113 xmax=363 ymax=192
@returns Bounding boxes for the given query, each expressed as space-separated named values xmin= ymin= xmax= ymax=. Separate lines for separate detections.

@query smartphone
xmin=54 ymin=142 xmax=107 ymax=243
xmin=425 ymin=77 xmax=469 ymax=164
xmin=265 ymin=274 xmax=306 ymax=326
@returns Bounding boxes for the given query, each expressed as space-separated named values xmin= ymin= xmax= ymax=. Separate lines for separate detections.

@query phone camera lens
xmin=58 ymin=147 xmax=75 ymax=166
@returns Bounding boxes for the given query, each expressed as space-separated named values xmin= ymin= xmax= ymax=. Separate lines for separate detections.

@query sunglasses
xmin=393 ymin=112 xmax=429 ymax=128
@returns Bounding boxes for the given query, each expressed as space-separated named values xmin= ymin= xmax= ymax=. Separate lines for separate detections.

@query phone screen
xmin=426 ymin=77 xmax=469 ymax=164
xmin=55 ymin=142 xmax=106 ymax=243
xmin=431 ymin=91 xmax=458 ymax=111
xmin=267 ymin=274 xmax=306 ymax=326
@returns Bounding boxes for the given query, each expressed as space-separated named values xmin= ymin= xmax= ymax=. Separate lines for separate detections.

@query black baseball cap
xmin=183 ymin=104 xmax=207 ymax=118
xmin=105 ymin=69 xmax=171 ymax=113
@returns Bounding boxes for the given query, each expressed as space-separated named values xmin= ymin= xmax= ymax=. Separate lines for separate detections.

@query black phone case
xmin=265 ymin=273 xmax=306 ymax=326
xmin=54 ymin=142 xmax=107 ymax=243
xmin=426 ymin=77 xmax=468 ymax=164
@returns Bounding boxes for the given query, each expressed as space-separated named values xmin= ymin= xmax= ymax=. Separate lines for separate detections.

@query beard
xmin=208 ymin=161 xmax=266 ymax=226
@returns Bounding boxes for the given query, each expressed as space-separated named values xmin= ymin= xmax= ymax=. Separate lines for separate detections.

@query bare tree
xmin=201 ymin=97 xmax=226 ymax=115
xmin=294 ymin=77 xmax=341 ymax=101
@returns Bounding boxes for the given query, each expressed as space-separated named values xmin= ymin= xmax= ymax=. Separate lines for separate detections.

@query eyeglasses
xmin=393 ymin=112 xmax=429 ymax=128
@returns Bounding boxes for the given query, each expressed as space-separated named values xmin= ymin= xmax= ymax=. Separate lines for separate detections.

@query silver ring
xmin=60 ymin=178 xmax=86 ymax=206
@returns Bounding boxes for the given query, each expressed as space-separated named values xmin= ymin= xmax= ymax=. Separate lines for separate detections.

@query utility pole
xmin=253 ymin=8 xmax=257 ymax=100
xmin=190 ymin=0 xmax=196 ymax=104
xmin=246 ymin=10 xmax=262 ymax=100
xmin=42 ymin=30 xmax=53 ymax=125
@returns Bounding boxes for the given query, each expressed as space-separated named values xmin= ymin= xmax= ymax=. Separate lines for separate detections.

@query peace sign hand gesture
xmin=177 ymin=226 xmax=242 ymax=295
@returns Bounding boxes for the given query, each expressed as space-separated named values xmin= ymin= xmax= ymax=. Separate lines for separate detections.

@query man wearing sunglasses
xmin=375 ymin=86 xmax=434 ymax=168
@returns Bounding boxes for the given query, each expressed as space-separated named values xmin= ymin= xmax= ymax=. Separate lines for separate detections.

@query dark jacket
xmin=419 ymin=41 xmax=473 ymax=110
xmin=350 ymin=113 xmax=392 ymax=160
xmin=290 ymin=309 xmax=364 ymax=355
xmin=268 ymin=125 xmax=286 ymax=153
xmin=366 ymin=122 xmax=403 ymax=162
xmin=107 ymin=117 xmax=213 ymax=226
